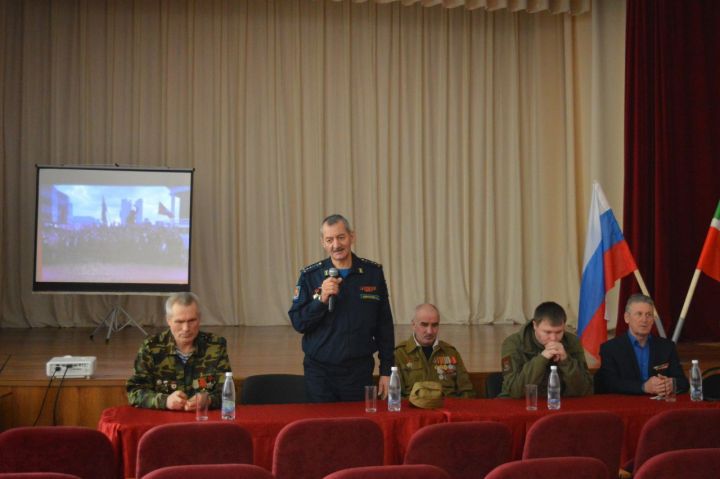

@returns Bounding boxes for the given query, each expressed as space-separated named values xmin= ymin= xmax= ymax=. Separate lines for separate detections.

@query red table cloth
xmin=98 ymin=401 xmax=444 ymax=478
xmin=99 ymin=395 xmax=720 ymax=478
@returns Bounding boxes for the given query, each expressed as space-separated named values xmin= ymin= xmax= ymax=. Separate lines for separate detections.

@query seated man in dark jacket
xmin=595 ymin=294 xmax=688 ymax=395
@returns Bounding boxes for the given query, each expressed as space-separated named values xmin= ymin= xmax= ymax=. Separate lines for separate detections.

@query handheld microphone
xmin=328 ymin=267 xmax=339 ymax=312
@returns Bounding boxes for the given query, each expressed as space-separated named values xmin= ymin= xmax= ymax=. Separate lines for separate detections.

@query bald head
xmin=412 ymin=304 xmax=440 ymax=347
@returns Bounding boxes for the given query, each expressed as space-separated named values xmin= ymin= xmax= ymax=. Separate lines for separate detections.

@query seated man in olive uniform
xmin=499 ymin=301 xmax=593 ymax=399
xmin=394 ymin=303 xmax=475 ymax=398
xmin=127 ymin=292 xmax=232 ymax=410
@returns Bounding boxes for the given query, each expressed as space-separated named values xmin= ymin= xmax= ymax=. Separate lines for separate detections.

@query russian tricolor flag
xmin=578 ymin=182 xmax=638 ymax=361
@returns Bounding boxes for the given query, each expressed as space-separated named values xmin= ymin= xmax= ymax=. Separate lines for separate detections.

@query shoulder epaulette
xmin=301 ymin=261 xmax=323 ymax=274
xmin=358 ymin=257 xmax=382 ymax=268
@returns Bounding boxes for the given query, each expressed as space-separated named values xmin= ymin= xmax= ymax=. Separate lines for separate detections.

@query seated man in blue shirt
xmin=595 ymin=294 xmax=688 ymax=395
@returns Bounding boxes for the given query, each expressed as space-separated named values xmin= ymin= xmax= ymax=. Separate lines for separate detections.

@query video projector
xmin=46 ymin=356 xmax=96 ymax=378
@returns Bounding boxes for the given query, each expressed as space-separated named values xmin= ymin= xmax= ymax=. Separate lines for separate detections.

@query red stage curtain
xmin=620 ymin=0 xmax=720 ymax=340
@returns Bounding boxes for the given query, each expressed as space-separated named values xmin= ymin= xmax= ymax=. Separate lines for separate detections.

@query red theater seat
xmin=135 ymin=422 xmax=253 ymax=478
xmin=404 ymin=421 xmax=512 ymax=479
xmin=634 ymin=448 xmax=720 ymax=479
xmin=633 ymin=409 xmax=720 ymax=472
xmin=272 ymin=417 xmax=383 ymax=479
xmin=324 ymin=464 xmax=451 ymax=479
xmin=522 ymin=411 xmax=623 ymax=477
xmin=485 ymin=457 xmax=609 ymax=479
xmin=142 ymin=463 xmax=275 ymax=479
xmin=0 ymin=426 xmax=115 ymax=479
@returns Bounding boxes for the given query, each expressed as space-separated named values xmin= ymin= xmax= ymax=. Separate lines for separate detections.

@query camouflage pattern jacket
xmin=126 ymin=330 xmax=231 ymax=409
xmin=394 ymin=336 xmax=476 ymax=398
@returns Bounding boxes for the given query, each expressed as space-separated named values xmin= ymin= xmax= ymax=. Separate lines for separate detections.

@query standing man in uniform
xmin=595 ymin=294 xmax=688 ymax=395
xmin=395 ymin=303 xmax=475 ymax=398
xmin=289 ymin=214 xmax=395 ymax=402
xmin=499 ymin=301 xmax=593 ymax=399
xmin=127 ymin=292 xmax=231 ymax=410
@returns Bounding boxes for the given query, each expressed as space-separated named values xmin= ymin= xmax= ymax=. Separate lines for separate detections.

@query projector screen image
xmin=33 ymin=166 xmax=193 ymax=293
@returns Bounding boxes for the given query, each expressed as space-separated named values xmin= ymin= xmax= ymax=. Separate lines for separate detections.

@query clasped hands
xmin=166 ymin=390 xmax=201 ymax=411
xmin=643 ymin=375 xmax=674 ymax=396
xmin=540 ymin=341 xmax=568 ymax=363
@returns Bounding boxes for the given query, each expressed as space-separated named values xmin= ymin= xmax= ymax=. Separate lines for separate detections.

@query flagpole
xmin=632 ymin=269 xmax=667 ymax=338
xmin=671 ymin=269 xmax=702 ymax=343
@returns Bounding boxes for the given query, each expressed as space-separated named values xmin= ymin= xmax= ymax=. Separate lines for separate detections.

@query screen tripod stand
xmin=90 ymin=305 xmax=148 ymax=342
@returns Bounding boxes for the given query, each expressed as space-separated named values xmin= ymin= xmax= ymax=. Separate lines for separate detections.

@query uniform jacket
xmin=126 ymin=330 xmax=231 ymax=409
xmin=499 ymin=322 xmax=593 ymax=398
xmin=395 ymin=335 xmax=476 ymax=398
xmin=595 ymin=333 xmax=689 ymax=394
xmin=288 ymin=253 xmax=395 ymax=376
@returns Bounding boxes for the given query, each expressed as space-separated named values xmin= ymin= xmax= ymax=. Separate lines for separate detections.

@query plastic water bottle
xmin=388 ymin=366 xmax=401 ymax=412
xmin=690 ymin=359 xmax=703 ymax=402
xmin=547 ymin=365 xmax=561 ymax=410
xmin=221 ymin=371 xmax=236 ymax=420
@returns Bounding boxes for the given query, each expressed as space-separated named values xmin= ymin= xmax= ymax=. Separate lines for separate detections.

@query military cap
xmin=409 ymin=381 xmax=444 ymax=409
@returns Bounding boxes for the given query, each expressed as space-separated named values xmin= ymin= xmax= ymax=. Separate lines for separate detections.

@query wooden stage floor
xmin=2 ymin=324 xmax=720 ymax=429
xmin=0 ymin=324 xmax=522 ymax=382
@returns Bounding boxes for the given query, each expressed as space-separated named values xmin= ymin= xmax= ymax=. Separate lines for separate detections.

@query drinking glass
xmin=195 ymin=391 xmax=209 ymax=421
xmin=365 ymin=385 xmax=378 ymax=413
xmin=525 ymin=384 xmax=538 ymax=411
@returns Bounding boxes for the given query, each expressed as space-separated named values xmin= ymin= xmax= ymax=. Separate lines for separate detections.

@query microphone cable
xmin=33 ymin=367 xmax=58 ymax=426
xmin=52 ymin=366 xmax=70 ymax=426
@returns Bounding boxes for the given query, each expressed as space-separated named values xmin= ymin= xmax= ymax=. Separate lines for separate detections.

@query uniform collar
xmin=161 ymin=329 xmax=203 ymax=356
xmin=405 ymin=334 xmax=440 ymax=353
xmin=412 ymin=333 xmax=439 ymax=349
xmin=322 ymin=253 xmax=364 ymax=276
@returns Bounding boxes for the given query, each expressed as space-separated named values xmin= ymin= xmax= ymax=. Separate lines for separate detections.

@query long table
xmin=98 ymin=395 xmax=720 ymax=478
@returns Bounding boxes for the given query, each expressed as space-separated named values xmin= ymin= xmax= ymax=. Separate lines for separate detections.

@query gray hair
xmin=413 ymin=303 xmax=440 ymax=321
xmin=321 ymin=214 xmax=352 ymax=234
xmin=625 ymin=293 xmax=654 ymax=312
xmin=165 ymin=292 xmax=200 ymax=318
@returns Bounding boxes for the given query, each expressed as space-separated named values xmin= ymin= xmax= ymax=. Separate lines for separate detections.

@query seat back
xmin=634 ymin=448 xmax=720 ymax=479
xmin=272 ymin=417 xmax=383 ymax=479
xmin=0 ymin=426 xmax=115 ymax=479
xmin=522 ymin=411 xmax=623 ymax=477
xmin=240 ymin=374 xmax=307 ymax=404
xmin=485 ymin=457 xmax=608 ymax=479
xmin=702 ymin=366 xmax=720 ymax=400
xmin=404 ymin=421 xmax=512 ymax=479
xmin=485 ymin=372 xmax=504 ymax=398
xmin=324 ymin=464 xmax=451 ymax=479
xmin=633 ymin=409 xmax=720 ymax=471
xmin=136 ymin=422 xmax=253 ymax=478
xmin=143 ymin=464 xmax=275 ymax=479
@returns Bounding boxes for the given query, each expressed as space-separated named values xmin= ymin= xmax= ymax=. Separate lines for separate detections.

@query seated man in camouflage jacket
xmin=394 ymin=304 xmax=475 ymax=398
xmin=127 ymin=292 xmax=231 ymax=410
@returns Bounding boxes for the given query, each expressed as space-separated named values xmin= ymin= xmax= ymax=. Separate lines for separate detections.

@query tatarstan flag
xmin=697 ymin=200 xmax=720 ymax=282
